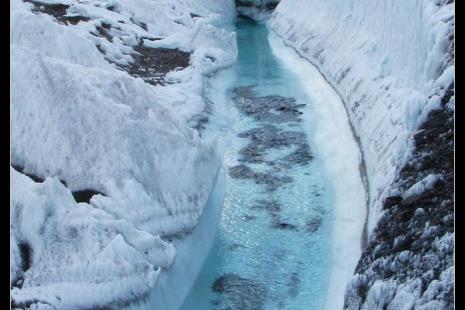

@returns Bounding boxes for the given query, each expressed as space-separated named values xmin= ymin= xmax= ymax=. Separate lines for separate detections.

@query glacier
xmin=11 ymin=0 xmax=236 ymax=308
xmin=11 ymin=0 xmax=454 ymax=309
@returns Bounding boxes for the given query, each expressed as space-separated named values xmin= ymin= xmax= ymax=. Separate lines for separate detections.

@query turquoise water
xmin=181 ymin=19 xmax=333 ymax=310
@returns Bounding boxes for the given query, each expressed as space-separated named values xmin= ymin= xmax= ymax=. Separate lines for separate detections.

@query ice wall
xmin=270 ymin=0 xmax=454 ymax=232
xmin=269 ymin=0 xmax=454 ymax=309
xmin=10 ymin=0 xmax=236 ymax=308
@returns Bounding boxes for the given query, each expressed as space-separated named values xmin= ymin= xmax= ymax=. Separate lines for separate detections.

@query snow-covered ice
xmin=270 ymin=0 xmax=454 ymax=232
xmin=269 ymin=0 xmax=454 ymax=308
xmin=11 ymin=0 xmax=236 ymax=308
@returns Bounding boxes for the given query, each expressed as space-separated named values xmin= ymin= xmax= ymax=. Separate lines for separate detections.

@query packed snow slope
xmin=268 ymin=0 xmax=454 ymax=309
xmin=11 ymin=0 xmax=236 ymax=308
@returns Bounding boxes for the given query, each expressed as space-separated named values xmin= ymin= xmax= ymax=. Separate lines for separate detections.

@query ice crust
xmin=11 ymin=0 xmax=236 ymax=308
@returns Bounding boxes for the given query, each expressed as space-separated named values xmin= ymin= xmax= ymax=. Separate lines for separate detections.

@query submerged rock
xmin=305 ymin=217 xmax=322 ymax=233
xmin=212 ymin=273 xmax=268 ymax=310
xmin=234 ymin=93 xmax=305 ymax=123
xmin=238 ymin=125 xmax=313 ymax=167
xmin=271 ymin=220 xmax=298 ymax=231
xmin=228 ymin=164 xmax=292 ymax=191
xmin=287 ymin=272 xmax=301 ymax=297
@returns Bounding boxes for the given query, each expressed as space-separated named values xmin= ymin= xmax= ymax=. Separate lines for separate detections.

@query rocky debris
xmin=234 ymin=94 xmax=305 ymax=123
xmin=251 ymin=199 xmax=285 ymax=228
xmin=122 ymin=44 xmax=191 ymax=86
xmin=230 ymin=87 xmax=312 ymax=192
xmin=228 ymin=164 xmax=292 ymax=191
xmin=23 ymin=0 xmax=191 ymax=87
xmin=271 ymin=220 xmax=298 ymax=230
xmin=252 ymin=199 xmax=282 ymax=214
xmin=212 ymin=273 xmax=268 ymax=310
xmin=251 ymin=200 xmax=319 ymax=233
xmin=229 ymin=86 xmax=317 ymax=234
xmin=344 ymin=81 xmax=454 ymax=309
xmin=24 ymin=0 xmax=89 ymax=25
xmin=91 ymin=22 xmax=113 ymax=43
xmin=238 ymin=125 xmax=312 ymax=166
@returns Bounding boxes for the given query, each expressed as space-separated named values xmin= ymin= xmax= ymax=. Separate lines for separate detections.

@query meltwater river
xmin=180 ymin=18 xmax=337 ymax=309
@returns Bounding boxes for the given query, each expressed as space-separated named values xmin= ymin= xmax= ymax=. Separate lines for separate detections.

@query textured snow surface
xmin=270 ymin=0 xmax=454 ymax=231
xmin=269 ymin=0 xmax=454 ymax=309
xmin=11 ymin=0 xmax=236 ymax=308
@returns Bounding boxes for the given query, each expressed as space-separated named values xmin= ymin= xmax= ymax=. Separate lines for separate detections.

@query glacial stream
xmin=180 ymin=18 xmax=337 ymax=309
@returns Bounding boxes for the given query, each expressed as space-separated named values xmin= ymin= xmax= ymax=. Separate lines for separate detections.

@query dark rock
xmin=229 ymin=243 xmax=246 ymax=251
xmin=287 ymin=272 xmax=301 ymax=297
xmin=346 ymin=80 xmax=454 ymax=309
xmin=24 ymin=0 xmax=89 ymax=25
xmin=72 ymin=189 xmax=104 ymax=203
xmin=212 ymin=273 xmax=268 ymax=310
xmin=234 ymin=94 xmax=305 ymax=123
xmin=228 ymin=164 xmax=292 ymax=191
xmin=18 ymin=242 xmax=32 ymax=272
xmin=383 ymin=196 xmax=402 ymax=209
xmin=305 ymin=217 xmax=322 ymax=233
xmin=92 ymin=23 xmax=113 ymax=42
xmin=228 ymin=164 xmax=256 ymax=179
xmin=121 ymin=44 xmax=191 ymax=86
xmin=252 ymin=200 xmax=282 ymax=214
xmin=237 ymin=125 xmax=312 ymax=166
xmin=11 ymin=164 xmax=44 ymax=183
xmin=271 ymin=220 xmax=298 ymax=231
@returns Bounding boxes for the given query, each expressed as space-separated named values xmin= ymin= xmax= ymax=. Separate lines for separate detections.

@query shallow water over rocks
xmin=181 ymin=19 xmax=334 ymax=309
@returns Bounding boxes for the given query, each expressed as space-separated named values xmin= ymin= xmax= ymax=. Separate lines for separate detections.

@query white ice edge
xmin=268 ymin=31 xmax=367 ymax=310
xmin=125 ymin=167 xmax=226 ymax=310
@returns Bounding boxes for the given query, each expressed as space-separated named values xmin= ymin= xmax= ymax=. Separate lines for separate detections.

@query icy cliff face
xmin=10 ymin=0 xmax=236 ymax=308
xmin=269 ymin=0 xmax=454 ymax=308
